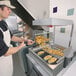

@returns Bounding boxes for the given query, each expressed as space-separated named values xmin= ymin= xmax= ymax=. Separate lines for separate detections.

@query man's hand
xmin=19 ymin=42 xmax=26 ymax=48
xmin=27 ymin=39 xmax=35 ymax=45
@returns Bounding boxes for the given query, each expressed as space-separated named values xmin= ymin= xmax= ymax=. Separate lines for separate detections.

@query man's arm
xmin=4 ymin=42 xmax=25 ymax=56
xmin=11 ymin=35 xmax=26 ymax=42
xmin=11 ymin=35 xmax=35 ymax=45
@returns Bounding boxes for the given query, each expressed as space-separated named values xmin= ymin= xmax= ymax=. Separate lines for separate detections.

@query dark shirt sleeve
xmin=9 ymin=30 xmax=13 ymax=38
xmin=0 ymin=30 xmax=9 ymax=56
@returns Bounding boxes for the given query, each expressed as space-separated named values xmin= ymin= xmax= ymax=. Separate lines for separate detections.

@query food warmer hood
xmin=26 ymin=18 xmax=74 ymax=76
xmin=33 ymin=18 xmax=73 ymax=25
xmin=32 ymin=18 xmax=74 ymax=47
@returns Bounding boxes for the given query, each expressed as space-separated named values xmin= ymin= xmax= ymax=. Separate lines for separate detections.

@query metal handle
xmin=68 ymin=24 xmax=74 ymax=47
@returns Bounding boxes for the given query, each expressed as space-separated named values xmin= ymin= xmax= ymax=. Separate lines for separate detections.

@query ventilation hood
xmin=10 ymin=0 xmax=49 ymax=30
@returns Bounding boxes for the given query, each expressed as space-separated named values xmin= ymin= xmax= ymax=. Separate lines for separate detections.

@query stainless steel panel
xmin=33 ymin=18 xmax=73 ymax=26
xmin=27 ymin=50 xmax=64 ymax=76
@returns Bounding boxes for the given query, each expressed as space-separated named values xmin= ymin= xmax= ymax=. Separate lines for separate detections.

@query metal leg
xmin=63 ymin=57 xmax=72 ymax=68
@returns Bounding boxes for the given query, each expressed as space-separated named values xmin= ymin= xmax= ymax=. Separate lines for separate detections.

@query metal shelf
xmin=33 ymin=18 xmax=73 ymax=26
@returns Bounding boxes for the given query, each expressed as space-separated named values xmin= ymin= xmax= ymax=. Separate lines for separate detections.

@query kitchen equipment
xmin=26 ymin=18 xmax=74 ymax=76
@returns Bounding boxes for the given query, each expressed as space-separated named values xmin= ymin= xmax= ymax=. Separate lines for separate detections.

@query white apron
xmin=0 ymin=28 xmax=13 ymax=76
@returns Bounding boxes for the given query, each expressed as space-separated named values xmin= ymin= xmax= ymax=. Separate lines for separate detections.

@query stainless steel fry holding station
xmin=24 ymin=18 xmax=74 ymax=76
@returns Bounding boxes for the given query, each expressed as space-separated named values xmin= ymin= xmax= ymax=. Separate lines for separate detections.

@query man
xmin=0 ymin=1 xmax=34 ymax=76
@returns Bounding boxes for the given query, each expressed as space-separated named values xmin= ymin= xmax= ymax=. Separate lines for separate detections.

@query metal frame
xmin=32 ymin=18 xmax=74 ymax=47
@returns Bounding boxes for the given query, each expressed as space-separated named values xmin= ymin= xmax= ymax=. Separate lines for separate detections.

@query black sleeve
xmin=0 ymin=30 xmax=9 ymax=56
xmin=9 ymin=30 xmax=13 ymax=38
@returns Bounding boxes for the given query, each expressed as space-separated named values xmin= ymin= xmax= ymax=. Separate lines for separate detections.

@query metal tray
xmin=36 ymin=50 xmax=58 ymax=64
xmin=33 ymin=46 xmax=64 ymax=65
xmin=29 ymin=43 xmax=72 ymax=65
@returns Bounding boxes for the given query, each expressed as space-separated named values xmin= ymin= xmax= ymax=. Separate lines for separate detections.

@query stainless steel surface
xmin=25 ymin=18 xmax=73 ymax=76
xmin=29 ymin=44 xmax=65 ymax=63
xmin=28 ymin=47 xmax=64 ymax=76
xmin=27 ymin=54 xmax=51 ymax=76
xmin=13 ymin=53 xmax=26 ymax=76
xmin=32 ymin=18 xmax=74 ymax=47
xmin=33 ymin=18 xmax=73 ymax=26
xmin=27 ymin=38 xmax=73 ymax=76
xmin=69 ymin=24 xmax=74 ymax=47
xmin=5 ymin=16 xmax=18 ymax=34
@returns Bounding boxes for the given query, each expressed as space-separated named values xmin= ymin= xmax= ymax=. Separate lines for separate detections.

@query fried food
xmin=42 ymin=46 xmax=64 ymax=56
xmin=35 ymin=35 xmax=49 ymax=44
xmin=48 ymin=49 xmax=64 ymax=56
xmin=48 ymin=57 xmax=57 ymax=64
xmin=37 ymin=51 xmax=45 ymax=55
xmin=44 ymin=55 xmax=52 ymax=61
xmin=42 ymin=47 xmax=51 ymax=52
xmin=35 ymin=35 xmax=64 ymax=56
xmin=39 ymin=43 xmax=46 ymax=47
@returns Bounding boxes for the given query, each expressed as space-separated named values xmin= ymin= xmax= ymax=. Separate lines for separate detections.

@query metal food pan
xmin=31 ymin=43 xmax=71 ymax=64
xmin=35 ymin=49 xmax=60 ymax=59
xmin=34 ymin=49 xmax=63 ymax=64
